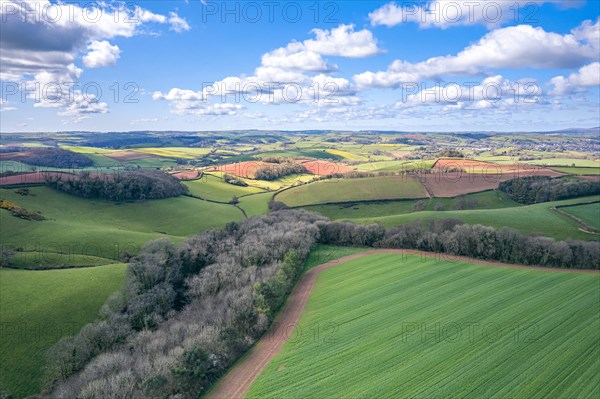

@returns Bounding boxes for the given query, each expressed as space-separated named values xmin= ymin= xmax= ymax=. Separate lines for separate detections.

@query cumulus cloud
xmin=168 ymin=12 xmax=191 ymax=32
xmin=154 ymin=24 xmax=375 ymax=114
xmin=550 ymin=62 xmax=600 ymax=95
xmin=369 ymin=1 xmax=584 ymax=29
xmin=393 ymin=75 xmax=545 ymax=111
xmin=304 ymin=24 xmax=381 ymax=58
xmin=152 ymin=88 xmax=244 ymax=116
xmin=0 ymin=1 xmax=189 ymax=118
xmin=355 ymin=21 xmax=599 ymax=88
xmin=82 ymin=41 xmax=120 ymax=68
xmin=261 ymin=43 xmax=336 ymax=73
xmin=258 ymin=24 xmax=380 ymax=74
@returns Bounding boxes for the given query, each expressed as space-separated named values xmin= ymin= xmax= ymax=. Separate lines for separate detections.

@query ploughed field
xmin=247 ymin=253 xmax=600 ymax=399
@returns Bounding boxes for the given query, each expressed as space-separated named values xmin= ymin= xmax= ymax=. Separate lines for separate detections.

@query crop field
xmin=299 ymin=160 xmax=354 ymax=175
xmin=519 ymin=158 xmax=600 ymax=167
xmin=205 ymin=161 xmax=269 ymax=178
xmin=325 ymin=149 xmax=369 ymax=161
xmin=247 ymin=253 xmax=600 ymax=399
xmin=347 ymin=196 xmax=600 ymax=241
xmin=550 ymin=166 xmax=600 ymax=175
xmin=256 ymin=149 xmax=341 ymax=160
xmin=302 ymin=191 xmax=519 ymax=220
xmin=353 ymin=160 xmax=436 ymax=172
xmin=560 ymin=203 xmax=600 ymax=230
xmin=0 ymin=264 xmax=127 ymax=397
xmin=0 ymin=187 xmax=243 ymax=267
xmin=420 ymin=173 xmax=536 ymax=197
xmin=134 ymin=147 xmax=213 ymax=159
xmin=103 ymin=150 xmax=157 ymax=161
xmin=276 ymin=176 xmax=428 ymax=207
xmin=184 ymin=174 xmax=265 ymax=202
xmin=172 ymin=170 xmax=200 ymax=180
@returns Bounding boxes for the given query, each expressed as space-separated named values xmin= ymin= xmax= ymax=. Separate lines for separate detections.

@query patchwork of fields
xmin=247 ymin=253 xmax=600 ymax=399
xmin=1 ymin=131 xmax=599 ymax=398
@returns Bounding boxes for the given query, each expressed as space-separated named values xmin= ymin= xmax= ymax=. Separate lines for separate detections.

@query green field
xmin=520 ymin=158 xmax=600 ymax=167
xmin=248 ymin=253 xmax=600 ymax=399
xmin=303 ymin=191 xmax=518 ymax=220
xmin=0 ymin=187 xmax=243 ymax=267
xmin=238 ymin=192 xmax=273 ymax=217
xmin=550 ymin=166 xmax=600 ymax=175
xmin=303 ymin=244 xmax=369 ymax=271
xmin=345 ymin=196 xmax=600 ymax=241
xmin=561 ymin=203 xmax=600 ymax=230
xmin=184 ymin=174 xmax=265 ymax=203
xmin=276 ymin=176 xmax=427 ymax=207
xmin=134 ymin=147 xmax=213 ymax=159
xmin=0 ymin=264 xmax=127 ymax=397
xmin=354 ymin=159 xmax=437 ymax=173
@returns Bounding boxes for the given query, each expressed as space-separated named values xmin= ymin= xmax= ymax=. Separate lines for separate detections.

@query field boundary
xmin=204 ymin=249 xmax=598 ymax=399
xmin=553 ymin=200 xmax=600 ymax=234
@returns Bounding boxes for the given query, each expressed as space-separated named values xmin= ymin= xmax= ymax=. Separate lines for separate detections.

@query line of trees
xmin=254 ymin=161 xmax=307 ymax=181
xmin=318 ymin=219 xmax=599 ymax=270
xmin=42 ymin=210 xmax=599 ymax=398
xmin=499 ymin=176 xmax=600 ymax=204
xmin=45 ymin=170 xmax=187 ymax=201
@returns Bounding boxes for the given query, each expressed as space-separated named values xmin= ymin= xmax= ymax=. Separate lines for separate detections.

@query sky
xmin=0 ymin=0 xmax=599 ymax=132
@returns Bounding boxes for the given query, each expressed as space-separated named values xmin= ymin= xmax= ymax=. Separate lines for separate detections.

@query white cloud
xmin=83 ymin=41 xmax=120 ymax=68
xmin=154 ymin=24 xmax=373 ymax=114
xmin=57 ymin=92 xmax=109 ymax=120
xmin=551 ymin=62 xmax=600 ymax=95
xmin=304 ymin=24 xmax=381 ymax=58
xmin=258 ymin=24 xmax=380 ymax=74
xmin=369 ymin=1 xmax=584 ymax=29
xmin=392 ymin=75 xmax=545 ymax=112
xmin=261 ymin=43 xmax=335 ymax=73
xmin=0 ymin=1 xmax=189 ymax=118
xmin=355 ymin=21 xmax=599 ymax=88
xmin=152 ymin=88 xmax=244 ymax=116
xmin=168 ymin=12 xmax=191 ymax=32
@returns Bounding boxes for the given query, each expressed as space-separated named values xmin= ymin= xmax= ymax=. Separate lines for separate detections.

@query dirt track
xmin=204 ymin=249 xmax=599 ymax=399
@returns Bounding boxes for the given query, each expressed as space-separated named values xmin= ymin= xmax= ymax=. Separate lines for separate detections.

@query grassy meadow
xmin=184 ymin=174 xmax=265 ymax=203
xmin=302 ymin=190 xmax=518 ymax=220
xmin=0 ymin=264 xmax=127 ymax=397
xmin=247 ymin=253 xmax=600 ymax=399
xmin=346 ymin=196 xmax=600 ymax=241
xmin=561 ymin=203 xmax=600 ymax=230
xmin=0 ymin=187 xmax=243 ymax=267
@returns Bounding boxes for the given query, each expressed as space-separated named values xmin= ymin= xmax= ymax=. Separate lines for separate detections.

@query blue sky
xmin=1 ymin=0 xmax=599 ymax=132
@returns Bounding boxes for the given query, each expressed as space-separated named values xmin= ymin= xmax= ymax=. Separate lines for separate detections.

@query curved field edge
xmin=344 ymin=196 xmax=600 ymax=242
xmin=556 ymin=201 xmax=600 ymax=231
xmin=246 ymin=252 xmax=600 ymax=399
xmin=0 ymin=264 xmax=127 ymax=398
